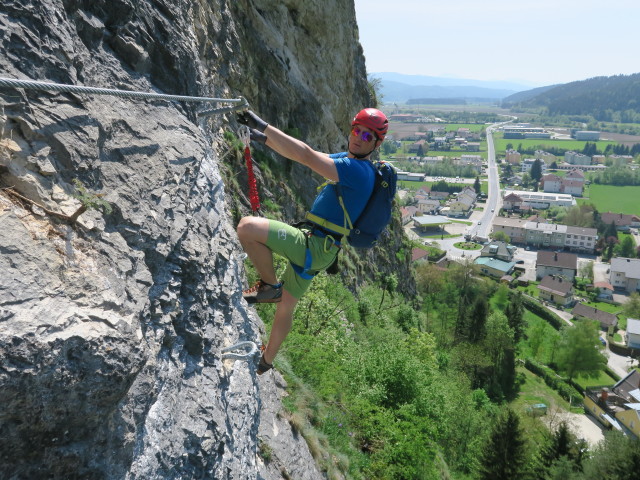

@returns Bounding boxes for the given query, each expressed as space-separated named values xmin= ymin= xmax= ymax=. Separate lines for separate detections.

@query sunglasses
xmin=351 ymin=127 xmax=376 ymax=143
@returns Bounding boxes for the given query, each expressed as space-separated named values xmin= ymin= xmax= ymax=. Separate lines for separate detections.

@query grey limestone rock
xmin=0 ymin=0 xmax=369 ymax=478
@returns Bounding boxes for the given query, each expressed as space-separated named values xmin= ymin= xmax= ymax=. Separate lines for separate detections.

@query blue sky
xmin=354 ymin=0 xmax=640 ymax=87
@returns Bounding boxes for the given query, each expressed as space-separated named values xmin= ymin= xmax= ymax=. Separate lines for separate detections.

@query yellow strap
xmin=337 ymin=194 xmax=353 ymax=231
xmin=305 ymin=212 xmax=351 ymax=237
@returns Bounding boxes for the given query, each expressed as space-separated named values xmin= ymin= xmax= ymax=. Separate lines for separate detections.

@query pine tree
xmin=505 ymin=292 xmax=526 ymax=344
xmin=478 ymin=408 xmax=528 ymax=480
xmin=474 ymin=176 xmax=481 ymax=194
xmin=468 ymin=297 xmax=488 ymax=343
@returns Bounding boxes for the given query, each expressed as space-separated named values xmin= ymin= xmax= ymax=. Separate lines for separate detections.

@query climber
xmin=236 ymin=108 xmax=388 ymax=374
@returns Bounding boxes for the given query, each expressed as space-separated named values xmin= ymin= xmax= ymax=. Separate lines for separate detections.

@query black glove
xmin=249 ymin=128 xmax=267 ymax=144
xmin=237 ymin=110 xmax=268 ymax=133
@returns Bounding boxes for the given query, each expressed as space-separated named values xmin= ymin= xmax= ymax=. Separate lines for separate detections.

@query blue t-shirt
xmin=309 ymin=152 xmax=375 ymax=233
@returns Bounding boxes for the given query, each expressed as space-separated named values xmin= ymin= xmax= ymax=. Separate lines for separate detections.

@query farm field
xmin=492 ymin=135 xmax=617 ymax=156
xmin=579 ymin=184 xmax=640 ymax=216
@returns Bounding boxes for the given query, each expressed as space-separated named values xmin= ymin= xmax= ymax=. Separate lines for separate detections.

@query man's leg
xmin=262 ymin=289 xmax=298 ymax=364
xmin=237 ymin=216 xmax=278 ymax=285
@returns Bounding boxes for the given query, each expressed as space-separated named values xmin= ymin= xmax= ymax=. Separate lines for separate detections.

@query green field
xmin=442 ymin=123 xmax=486 ymax=133
xmin=579 ymin=184 xmax=640 ymax=216
xmin=492 ymin=135 xmax=617 ymax=156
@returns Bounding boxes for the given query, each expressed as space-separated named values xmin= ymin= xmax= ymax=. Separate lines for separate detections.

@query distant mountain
xmin=500 ymin=84 xmax=559 ymax=104
xmin=501 ymin=73 xmax=640 ymax=121
xmin=372 ymin=72 xmax=536 ymax=91
xmin=377 ymin=79 xmax=519 ymax=103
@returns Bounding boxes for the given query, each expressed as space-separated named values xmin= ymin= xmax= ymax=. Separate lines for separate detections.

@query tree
xmin=555 ymin=321 xmax=607 ymax=380
xmin=478 ymin=408 xmax=528 ymax=480
xmin=473 ymin=176 xmax=481 ymax=194
xmin=618 ymin=235 xmax=636 ymax=258
xmin=483 ymin=311 xmax=516 ymax=398
xmin=530 ymin=159 xmax=543 ymax=184
xmin=580 ymin=431 xmax=640 ymax=480
xmin=622 ymin=292 xmax=640 ymax=319
xmin=468 ymin=297 xmax=488 ymax=343
xmin=578 ymin=260 xmax=594 ymax=282
xmin=490 ymin=231 xmax=511 ymax=243
xmin=536 ymin=421 xmax=587 ymax=478
xmin=505 ymin=291 xmax=526 ymax=344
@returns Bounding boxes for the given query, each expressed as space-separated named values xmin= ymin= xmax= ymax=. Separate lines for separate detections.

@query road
xmin=466 ymin=120 xmax=511 ymax=240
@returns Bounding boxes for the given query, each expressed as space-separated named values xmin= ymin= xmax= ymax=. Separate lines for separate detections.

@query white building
xmin=502 ymin=190 xmax=576 ymax=209
xmin=610 ymin=257 xmax=640 ymax=293
xmin=627 ymin=318 xmax=640 ymax=350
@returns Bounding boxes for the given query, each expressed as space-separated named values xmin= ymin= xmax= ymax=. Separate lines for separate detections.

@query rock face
xmin=0 ymin=0 xmax=369 ymax=478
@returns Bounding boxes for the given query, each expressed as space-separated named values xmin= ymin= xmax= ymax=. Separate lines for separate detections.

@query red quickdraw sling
xmin=239 ymin=126 xmax=261 ymax=213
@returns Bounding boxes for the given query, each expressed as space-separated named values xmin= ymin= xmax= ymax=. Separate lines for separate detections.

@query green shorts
xmin=266 ymin=219 xmax=340 ymax=299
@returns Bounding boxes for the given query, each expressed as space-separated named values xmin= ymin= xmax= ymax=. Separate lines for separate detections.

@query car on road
xmin=599 ymin=337 xmax=607 ymax=346
xmin=516 ymin=260 xmax=525 ymax=264
xmin=491 ymin=208 xmax=494 ymax=212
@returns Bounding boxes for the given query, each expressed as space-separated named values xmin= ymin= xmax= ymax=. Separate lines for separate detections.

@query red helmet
xmin=351 ymin=108 xmax=388 ymax=140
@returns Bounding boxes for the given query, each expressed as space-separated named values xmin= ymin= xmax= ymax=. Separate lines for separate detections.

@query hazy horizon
xmin=354 ymin=0 xmax=639 ymax=87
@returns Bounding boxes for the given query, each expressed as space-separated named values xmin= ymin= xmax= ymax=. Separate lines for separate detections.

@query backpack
xmin=338 ymin=160 xmax=397 ymax=248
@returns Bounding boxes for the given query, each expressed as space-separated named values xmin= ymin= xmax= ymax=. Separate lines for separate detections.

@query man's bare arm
xmin=264 ymin=125 xmax=339 ymax=181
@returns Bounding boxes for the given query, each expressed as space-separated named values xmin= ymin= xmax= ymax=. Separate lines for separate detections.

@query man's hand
xmin=249 ymin=128 xmax=267 ymax=144
xmin=237 ymin=110 xmax=268 ymax=133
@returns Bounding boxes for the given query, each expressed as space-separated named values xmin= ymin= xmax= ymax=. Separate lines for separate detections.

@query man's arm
xmin=263 ymin=125 xmax=339 ymax=181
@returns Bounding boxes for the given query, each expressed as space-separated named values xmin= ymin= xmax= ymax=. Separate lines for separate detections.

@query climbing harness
xmin=221 ymin=341 xmax=259 ymax=361
xmin=238 ymin=125 xmax=261 ymax=213
xmin=0 ymin=76 xmax=248 ymax=111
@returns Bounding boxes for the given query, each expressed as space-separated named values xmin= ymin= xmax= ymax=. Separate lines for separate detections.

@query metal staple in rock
xmin=0 ymin=76 xmax=248 ymax=113
xmin=221 ymin=341 xmax=259 ymax=361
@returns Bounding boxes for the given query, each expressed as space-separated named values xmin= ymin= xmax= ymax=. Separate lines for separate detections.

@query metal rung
xmin=221 ymin=341 xmax=259 ymax=361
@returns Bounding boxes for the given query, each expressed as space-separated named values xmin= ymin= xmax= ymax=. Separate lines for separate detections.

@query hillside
xmin=0 ymin=1 xmax=400 ymax=478
xmin=502 ymin=73 xmax=640 ymax=121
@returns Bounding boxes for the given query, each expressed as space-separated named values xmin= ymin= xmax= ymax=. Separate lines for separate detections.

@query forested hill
xmin=502 ymin=73 xmax=640 ymax=121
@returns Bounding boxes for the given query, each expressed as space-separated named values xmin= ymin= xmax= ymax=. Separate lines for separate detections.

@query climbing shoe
xmin=243 ymin=280 xmax=283 ymax=304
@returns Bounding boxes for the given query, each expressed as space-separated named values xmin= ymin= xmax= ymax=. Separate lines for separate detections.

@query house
xmin=564 ymin=226 xmax=598 ymax=253
xmin=429 ymin=191 xmax=449 ymax=201
xmin=448 ymin=194 xmax=475 ymax=217
xmin=561 ymin=179 xmax=583 ymax=196
xmin=534 ymin=150 xmax=557 ymax=165
xmin=542 ymin=174 xmax=562 ymax=193
xmin=505 ymin=149 xmax=521 ymax=164
xmin=536 ymin=251 xmax=578 ymax=281
xmin=408 ymin=140 xmax=427 ymax=153
xmin=610 ymin=258 xmax=640 ymax=293
xmin=537 ymin=275 xmax=574 ymax=307
xmin=465 ymin=142 xmax=480 ymax=152
xmin=571 ymin=303 xmax=618 ymax=330
xmin=565 ymin=151 xmax=592 ymax=165
xmin=480 ymin=241 xmax=516 ymax=262
xmin=474 ymin=257 xmax=515 ymax=279
xmin=627 ymin=319 xmax=640 ymax=350
xmin=584 ymin=370 xmax=640 ymax=437
xmin=503 ymin=190 xmax=576 ymax=209
xmin=594 ymin=281 xmax=614 ymax=301
xmin=565 ymin=169 xmax=585 ymax=184
xmin=527 ymin=223 xmax=567 ymax=250
xmin=417 ymin=198 xmax=441 ymax=214
xmin=601 ymin=212 xmax=640 ymax=231
xmin=502 ymin=192 xmax=523 ymax=210
xmin=411 ymin=248 xmax=430 ymax=263
xmin=401 ymin=206 xmax=419 ymax=225
xmin=491 ymin=217 xmax=528 ymax=243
